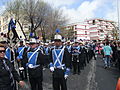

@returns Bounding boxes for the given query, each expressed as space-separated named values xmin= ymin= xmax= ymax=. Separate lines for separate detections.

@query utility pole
xmin=117 ymin=0 xmax=120 ymax=40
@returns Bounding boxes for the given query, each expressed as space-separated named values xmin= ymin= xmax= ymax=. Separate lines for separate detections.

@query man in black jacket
xmin=0 ymin=43 xmax=25 ymax=90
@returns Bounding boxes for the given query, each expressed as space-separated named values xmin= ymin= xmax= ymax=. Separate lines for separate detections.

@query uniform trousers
xmin=72 ymin=62 xmax=80 ymax=74
xmin=52 ymin=69 xmax=67 ymax=90
xmin=53 ymin=77 xmax=67 ymax=90
xmin=72 ymin=55 xmax=80 ymax=74
xmin=29 ymin=77 xmax=43 ymax=90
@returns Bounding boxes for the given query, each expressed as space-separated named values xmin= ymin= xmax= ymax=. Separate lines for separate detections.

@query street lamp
xmin=117 ymin=0 xmax=120 ymax=39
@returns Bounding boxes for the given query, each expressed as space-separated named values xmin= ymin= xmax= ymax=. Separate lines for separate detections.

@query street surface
xmin=19 ymin=55 xmax=120 ymax=90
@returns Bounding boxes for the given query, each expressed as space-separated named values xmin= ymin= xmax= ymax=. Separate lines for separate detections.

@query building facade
xmin=65 ymin=18 xmax=117 ymax=41
xmin=0 ymin=16 xmax=9 ymax=34
xmin=87 ymin=19 xmax=116 ymax=40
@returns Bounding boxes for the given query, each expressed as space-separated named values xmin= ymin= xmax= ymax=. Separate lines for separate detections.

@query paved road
xmin=95 ymin=55 xmax=120 ymax=90
xmin=19 ymin=55 xmax=120 ymax=90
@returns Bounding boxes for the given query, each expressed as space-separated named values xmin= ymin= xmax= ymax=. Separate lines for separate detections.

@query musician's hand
xmin=50 ymin=67 xmax=54 ymax=72
xmin=75 ymin=50 xmax=79 ymax=52
xmin=17 ymin=59 xmax=20 ymax=62
xmin=74 ymin=50 xmax=77 ymax=52
xmin=19 ymin=81 xmax=25 ymax=88
xmin=28 ymin=64 xmax=34 ymax=68
xmin=64 ymin=74 xmax=68 ymax=79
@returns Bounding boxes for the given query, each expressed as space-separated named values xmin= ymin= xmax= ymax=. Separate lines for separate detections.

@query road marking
xmin=86 ymin=59 xmax=98 ymax=90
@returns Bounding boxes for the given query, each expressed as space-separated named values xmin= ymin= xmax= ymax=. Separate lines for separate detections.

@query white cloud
xmin=43 ymin=0 xmax=76 ymax=7
xmin=105 ymin=10 xmax=118 ymax=22
xmin=105 ymin=0 xmax=119 ymax=22
xmin=61 ymin=0 xmax=108 ymax=23
xmin=0 ymin=0 xmax=118 ymax=24
xmin=44 ymin=0 xmax=118 ymax=23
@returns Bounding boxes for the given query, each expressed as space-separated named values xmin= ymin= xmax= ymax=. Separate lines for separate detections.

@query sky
xmin=0 ymin=0 xmax=119 ymax=24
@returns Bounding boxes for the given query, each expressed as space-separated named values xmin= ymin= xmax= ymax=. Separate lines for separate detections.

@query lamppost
xmin=117 ymin=0 xmax=120 ymax=40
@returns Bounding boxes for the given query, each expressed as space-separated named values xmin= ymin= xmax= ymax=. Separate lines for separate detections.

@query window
xmin=3 ymin=18 xmax=6 ymax=23
xmin=101 ymin=34 xmax=104 ymax=36
xmin=93 ymin=20 xmax=95 ymax=25
xmin=75 ymin=25 xmax=77 ymax=29
xmin=100 ymin=30 xmax=103 ymax=32
xmin=24 ymin=26 xmax=28 ymax=28
xmin=106 ymin=25 xmax=108 ymax=28
xmin=74 ymin=31 xmax=77 ymax=35
xmin=98 ymin=31 xmax=99 ymax=33
xmin=99 ymin=20 xmax=102 ymax=22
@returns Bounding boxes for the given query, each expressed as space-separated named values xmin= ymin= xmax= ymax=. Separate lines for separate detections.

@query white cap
xmin=74 ymin=39 xmax=79 ymax=43
xmin=20 ymin=39 xmax=24 ymax=42
xmin=45 ymin=43 xmax=48 ymax=46
xmin=26 ymin=41 xmax=29 ymax=44
xmin=29 ymin=38 xmax=37 ymax=44
xmin=67 ymin=40 xmax=70 ymax=43
xmin=40 ymin=42 xmax=44 ymax=45
xmin=54 ymin=34 xmax=62 ymax=40
xmin=36 ymin=39 xmax=40 ymax=44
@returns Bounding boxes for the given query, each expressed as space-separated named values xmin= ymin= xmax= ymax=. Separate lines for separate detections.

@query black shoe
xmin=104 ymin=66 xmax=107 ymax=69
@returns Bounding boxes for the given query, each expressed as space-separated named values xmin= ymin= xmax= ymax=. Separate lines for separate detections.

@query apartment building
xmin=65 ymin=18 xmax=117 ymax=41
xmin=87 ymin=19 xmax=116 ymax=40
xmin=0 ymin=15 xmax=9 ymax=34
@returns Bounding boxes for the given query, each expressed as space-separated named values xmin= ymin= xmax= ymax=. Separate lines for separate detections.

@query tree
xmin=22 ymin=0 xmax=53 ymax=38
xmin=44 ymin=8 xmax=68 ymax=41
xmin=5 ymin=0 xmax=68 ymax=41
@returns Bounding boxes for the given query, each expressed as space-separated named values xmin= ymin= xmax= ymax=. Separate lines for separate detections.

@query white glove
xmin=64 ymin=74 xmax=68 ymax=79
xmin=50 ymin=67 xmax=54 ymax=72
xmin=28 ymin=64 xmax=34 ymax=68
xmin=19 ymin=67 xmax=24 ymax=70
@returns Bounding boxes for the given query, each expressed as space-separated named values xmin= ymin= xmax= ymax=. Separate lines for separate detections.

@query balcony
xmin=89 ymin=29 xmax=98 ymax=32
xmin=89 ymin=25 xmax=98 ymax=28
xmin=89 ymin=34 xmax=98 ymax=37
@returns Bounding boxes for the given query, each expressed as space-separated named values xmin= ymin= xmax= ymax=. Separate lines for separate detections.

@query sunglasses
xmin=0 ymin=50 xmax=5 ymax=53
xmin=29 ymin=44 xmax=36 ymax=45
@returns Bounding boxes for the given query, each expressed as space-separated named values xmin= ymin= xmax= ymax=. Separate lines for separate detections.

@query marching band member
xmin=16 ymin=40 xmax=27 ymax=80
xmin=43 ymin=43 xmax=50 ymax=68
xmin=71 ymin=41 xmax=81 ymax=75
xmin=23 ymin=38 xmax=44 ymax=90
xmin=79 ymin=42 xmax=87 ymax=70
xmin=66 ymin=41 xmax=72 ymax=69
xmin=49 ymin=34 xmax=71 ymax=90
